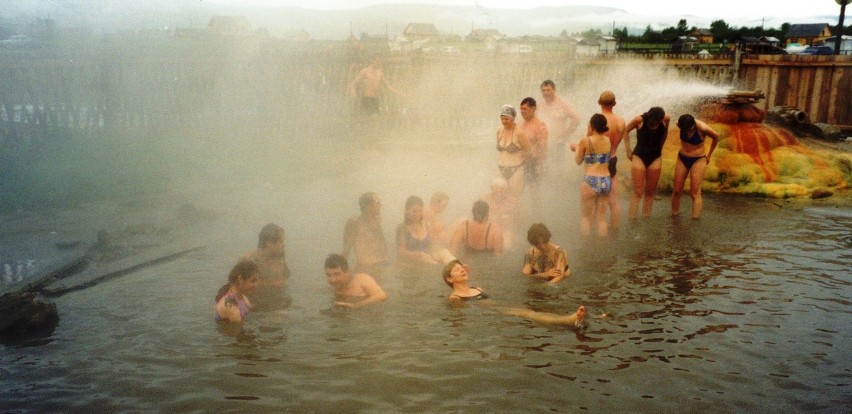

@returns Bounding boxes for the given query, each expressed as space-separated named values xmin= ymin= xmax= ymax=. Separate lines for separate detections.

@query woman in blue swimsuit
xmin=574 ymin=114 xmax=613 ymax=237
xmin=396 ymin=196 xmax=442 ymax=266
xmin=672 ymin=114 xmax=719 ymax=219
xmin=214 ymin=260 xmax=260 ymax=323
xmin=624 ymin=107 xmax=670 ymax=220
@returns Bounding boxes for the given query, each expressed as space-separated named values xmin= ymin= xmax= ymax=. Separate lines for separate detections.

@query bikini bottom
xmin=678 ymin=153 xmax=706 ymax=171
xmin=498 ymin=164 xmax=523 ymax=181
xmin=584 ymin=175 xmax=612 ymax=196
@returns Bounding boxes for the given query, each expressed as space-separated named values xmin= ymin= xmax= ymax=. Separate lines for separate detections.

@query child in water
xmin=214 ymin=260 xmax=260 ymax=323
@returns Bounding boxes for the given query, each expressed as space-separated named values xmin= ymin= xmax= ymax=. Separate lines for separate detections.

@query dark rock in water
xmin=0 ymin=291 xmax=58 ymax=334
xmin=810 ymin=189 xmax=833 ymax=199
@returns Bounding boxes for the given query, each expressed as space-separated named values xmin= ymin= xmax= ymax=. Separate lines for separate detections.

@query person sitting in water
xmin=479 ymin=177 xmax=518 ymax=249
xmin=672 ymin=114 xmax=720 ymax=219
xmin=423 ymin=191 xmax=450 ymax=247
xmin=241 ymin=223 xmax=291 ymax=310
xmin=442 ymin=259 xmax=587 ymax=328
xmin=324 ymin=254 xmax=387 ymax=310
xmin=449 ymin=200 xmax=504 ymax=259
xmin=343 ymin=192 xmax=388 ymax=275
xmin=574 ymin=114 xmax=613 ymax=237
xmin=522 ymin=223 xmax=570 ymax=284
xmin=214 ymin=260 xmax=261 ymax=323
xmin=396 ymin=195 xmax=441 ymax=266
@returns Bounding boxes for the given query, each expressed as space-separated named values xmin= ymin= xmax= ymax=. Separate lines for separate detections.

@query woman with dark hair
xmin=574 ymin=114 xmax=613 ymax=237
xmin=522 ymin=223 xmax=570 ymax=284
xmin=672 ymin=114 xmax=719 ymax=219
xmin=623 ymin=106 xmax=670 ymax=219
xmin=214 ymin=260 xmax=260 ymax=323
xmin=396 ymin=196 xmax=440 ymax=266
xmin=442 ymin=260 xmax=589 ymax=328
xmin=449 ymin=200 xmax=504 ymax=259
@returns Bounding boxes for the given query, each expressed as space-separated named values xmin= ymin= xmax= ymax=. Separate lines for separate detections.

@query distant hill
xmin=0 ymin=1 xmax=840 ymax=40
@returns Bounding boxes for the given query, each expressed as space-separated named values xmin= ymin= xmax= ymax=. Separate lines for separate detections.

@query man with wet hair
xmin=342 ymin=192 xmax=388 ymax=275
xmin=519 ymin=96 xmax=549 ymax=209
xmin=538 ymin=80 xmax=580 ymax=170
xmin=241 ymin=223 xmax=291 ymax=310
xmin=324 ymin=254 xmax=387 ymax=309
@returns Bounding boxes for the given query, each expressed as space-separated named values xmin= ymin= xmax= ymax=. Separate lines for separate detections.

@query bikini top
xmin=583 ymin=136 xmax=611 ymax=165
xmin=497 ymin=129 xmax=522 ymax=154
xmin=680 ymin=128 xmax=703 ymax=145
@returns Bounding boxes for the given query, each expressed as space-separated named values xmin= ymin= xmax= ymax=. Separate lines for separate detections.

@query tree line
xmin=602 ymin=19 xmax=852 ymax=44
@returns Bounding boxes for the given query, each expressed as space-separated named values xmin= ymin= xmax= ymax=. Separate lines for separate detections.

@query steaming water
xmin=1 ymin=126 xmax=849 ymax=413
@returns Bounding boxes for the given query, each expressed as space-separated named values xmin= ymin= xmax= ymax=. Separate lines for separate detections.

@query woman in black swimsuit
xmin=672 ymin=114 xmax=719 ymax=219
xmin=623 ymin=107 xmax=670 ymax=220
xmin=449 ymin=200 xmax=504 ymax=260
xmin=496 ymin=104 xmax=531 ymax=202
xmin=442 ymin=260 xmax=590 ymax=328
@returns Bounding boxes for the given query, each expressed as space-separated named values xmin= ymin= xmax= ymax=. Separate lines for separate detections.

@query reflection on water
xmin=1 ymin=130 xmax=850 ymax=413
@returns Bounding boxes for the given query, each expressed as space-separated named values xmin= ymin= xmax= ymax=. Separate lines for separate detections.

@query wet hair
xmin=430 ymin=191 xmax=449 ymax=205
xmin=358 ymin=192 xmax=378 ymax=214
xmin=643 ymin=107 xmax=666 ymax=124
xmin=404 ymin=195 xmax=424 ymax=223
xmin=540 ymin=79 xmax=555 ymax=89
xmin=258 ymin=223 xmax=284 ymax=248
xmin=215 ymin=259 xmax=260 ymax=302
xmin=442 ymin=259 xmax=463 ymax=287
xmin=589 ymin=113 xmax=609 ymax=133
xmin=598 ymin=90 xmax=616 ymax=106
xmin=526 ymin=223 xmax=552 ymax=245
xmin=324 ymin=253 xmax=349 ymax=271
xmin=677 ymin=114 xmax=696 ymax=130
xmin=472 ymin=200 xmax=490 ymax=223
xmin=520 ymin=97 xmax=537 ymax=108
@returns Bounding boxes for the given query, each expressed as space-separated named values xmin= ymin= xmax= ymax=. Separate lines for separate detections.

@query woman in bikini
xmin=214 ymin=260 xmax=261 ymax=323
xmin=449 ymin=200 xmax=504 ymax=260
xmin=396 ymin=196 xmax=441 ymax=266
xmin=623 ymin=107 xmax=670 ymax=220
xmin=442 ymin=260 xmax=589 ymax=328
xmin=672 ymin=114 xmax=719 ymax=219
xmin=574 ymin=114 xmax=613 ymax=237
xmin=496 ymin=104 xmax=531 ymax=202
xmin=522 ymin=223 xmax=570 ymax=284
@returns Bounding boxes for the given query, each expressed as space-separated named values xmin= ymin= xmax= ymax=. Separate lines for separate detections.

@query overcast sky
xmin=208 ymin=0 xmax=845 ymax=21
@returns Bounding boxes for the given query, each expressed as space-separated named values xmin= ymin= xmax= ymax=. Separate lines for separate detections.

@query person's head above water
xmin=598 ymin=90 xmax=616 ymax=107
xmin=404 ymin=195 xmax=424 ymax=223
xmin=358 ymin=192 xmax=381 ymax=215
xmin=500 ymin=104 xmax=516 ymax=120
xmin=258 ymin=223 xmax=284 ymax=249
xmin=216 ymin=259 xmax=260 ymax=302
xmin=441 ymin=259 xmax=466 ymax=287
xmin=644 ymin=107 xmax=666 ymax=126
xmin=589 ymin=113 xmax=609 ymax=134
xmin=526 ymin=223 xmax=552 ymax=246
xmin=471 ymin=200 xmax=490 ymax=223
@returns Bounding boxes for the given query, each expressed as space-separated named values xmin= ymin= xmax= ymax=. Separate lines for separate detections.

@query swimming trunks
xmin=608 ymin=156 xmax=618 ymax=177
xmin=360 ymin=97 xmax=379 ymax=115
xmin=678 ymin=153 xmax=706 ymax=171
xmin=680 ymin=128 xmax=703 ymax=145
xmin=632 ymin=117 xmax=666 ymax=167
xmin=215 ymin=293 xmax=251 ymax=322
xmin=498 ymin=164 xmax=523 ymax=181
xmin=463 ymin=220 xmax=494 ymax=256
xmin=525 ymin=158 xmax=544 ymax=183
xmin=451 ymin=287 xmax=489 ymax=301
xmin=584 ymin=175 xmax=612 ymax=195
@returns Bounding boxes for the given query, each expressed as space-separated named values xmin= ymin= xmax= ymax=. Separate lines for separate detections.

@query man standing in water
xmin=241 ymin=223 xmax=291 ymax=311
xmin=597 ymin=91 xmax=626 ymax=234
xmin=343 ymin=192 xmax=388 ymax=276
xmin=347 ymin=55 xmax=401 ymax=117
xmin=324 ymin=254 xmax=387 ymax=309
xmin=519 ymin=97 xmax=549 ymax=210
xmin=538 ymin=80 xmax=580 ymax=172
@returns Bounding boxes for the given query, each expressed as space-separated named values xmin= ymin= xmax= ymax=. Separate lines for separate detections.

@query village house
xmin=785 ymin=23 xmax=832 ymax=46
xmin=689 ymin=28 xmax=714 ymax=44
xmin=403 ymin=23 xmax=440 ymax=42
xmin=467 ymin=28 xmax=503 ymax=42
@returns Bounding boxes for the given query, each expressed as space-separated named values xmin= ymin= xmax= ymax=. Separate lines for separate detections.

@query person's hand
xmin=568 ymin=142 xmax=578 ymax=152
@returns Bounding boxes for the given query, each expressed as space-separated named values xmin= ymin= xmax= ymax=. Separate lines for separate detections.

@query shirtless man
xmin=518 ymin=97 xmax=549 ymax=209
xmin=595 ymin=91 xmax=626 ymax=233
xmin=343 ymin=192 xmax=388 ymax=275
xmin=241 ymin=223 xmax=291 ymax=310
xmin=324 ymin=254 xmax=387 ymax=309
xmin=538 ymin=80 xmax=580 ymax=170
xmin=347 ymin=55 xmax=400 ymax=116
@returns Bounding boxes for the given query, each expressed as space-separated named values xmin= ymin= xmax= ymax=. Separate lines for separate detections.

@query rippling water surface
xmin=1 ymin=132 xmax=850 ymax=413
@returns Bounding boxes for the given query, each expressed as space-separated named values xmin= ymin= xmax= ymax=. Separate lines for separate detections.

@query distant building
xmin=785 ymin=24 xmax=832 ymax=46
xmin=403 ymin=23 xmax=440 ymax=42
xmin=825 ymin=35 xmax=852 ymax=54
xmin=758 ymin=36 xmax=780 ymax=47
xmin=468 ymin=29 xmax=503 ymax=42
xmin=672 ymin=36 xmax=699 ymax=53
xmin=689 ymin=28 xmax=714 ymax=44
xmin=598 ymin=35 xmax=617 ymax=54
xmin=208 ymin=16 xmax=252 ymax=36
